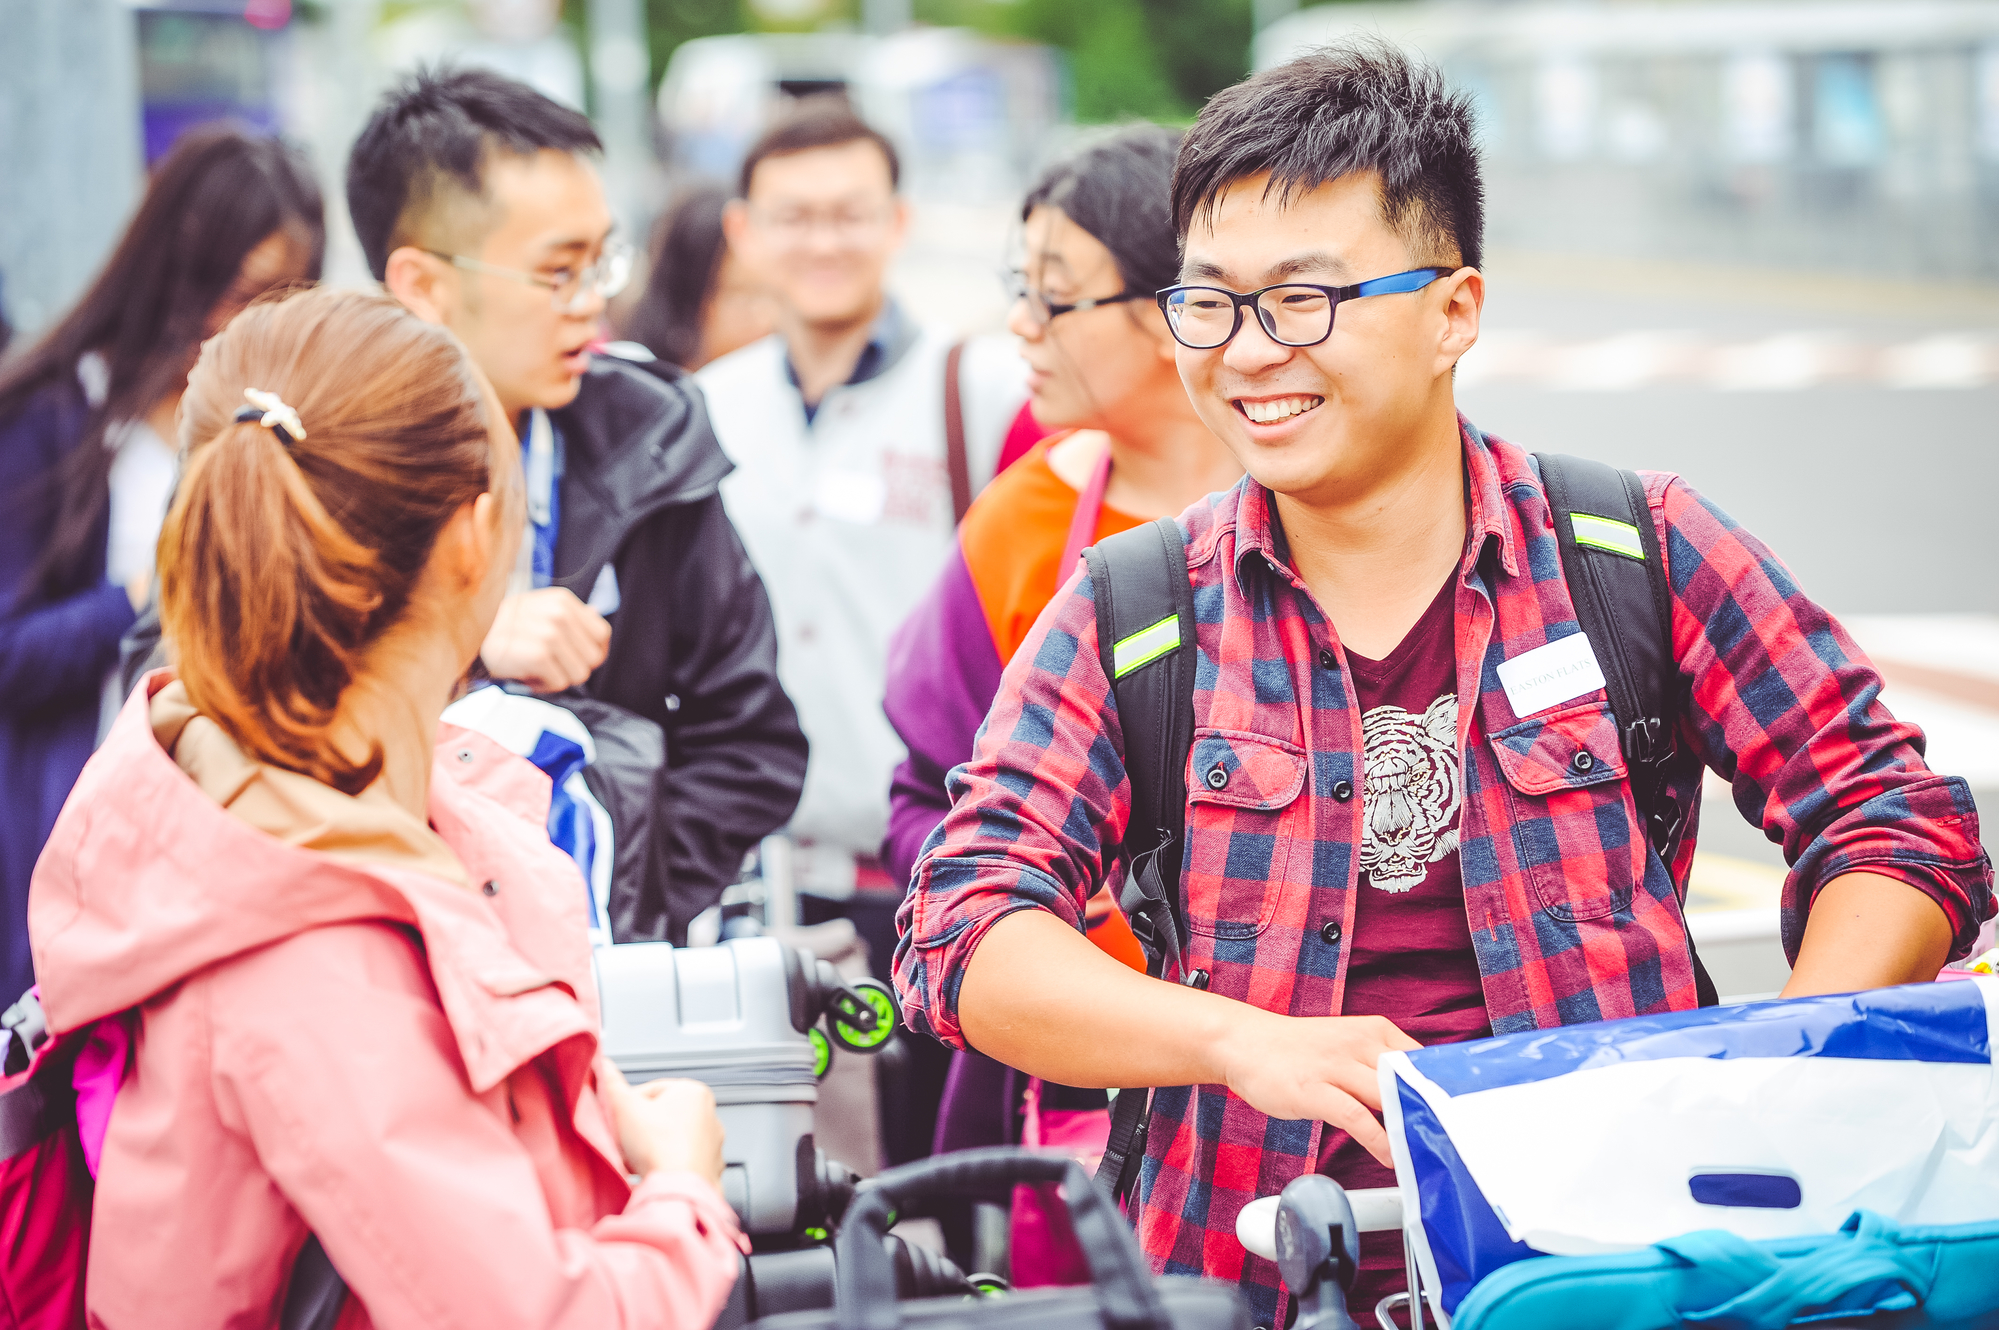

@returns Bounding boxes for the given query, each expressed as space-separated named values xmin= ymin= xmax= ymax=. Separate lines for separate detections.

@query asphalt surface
xmin=1458 ymin=259 xmax=1999 ymax=618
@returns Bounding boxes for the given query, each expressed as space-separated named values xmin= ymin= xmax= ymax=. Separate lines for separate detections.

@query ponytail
xmin=158 ymin=288 xmax=514 ymax=794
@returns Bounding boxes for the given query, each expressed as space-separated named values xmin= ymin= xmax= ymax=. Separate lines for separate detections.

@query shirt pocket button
xmin=1571 ymin=750 xmax=1595 ymax=773
xmin=1205 ymin=765 xmax=1230 ymax=790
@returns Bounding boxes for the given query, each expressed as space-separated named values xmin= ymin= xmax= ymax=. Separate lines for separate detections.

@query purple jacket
xmin=0 ymin=376 xmax=136 ymax=1001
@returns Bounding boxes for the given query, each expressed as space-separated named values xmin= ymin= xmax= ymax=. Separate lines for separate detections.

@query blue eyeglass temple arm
xmin=1341 ymin=266 xmax=1453 ymax=299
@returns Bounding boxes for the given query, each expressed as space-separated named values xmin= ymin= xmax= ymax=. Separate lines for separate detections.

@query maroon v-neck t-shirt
xmin=1317 ymin=574 xmax=1492 ymax=1310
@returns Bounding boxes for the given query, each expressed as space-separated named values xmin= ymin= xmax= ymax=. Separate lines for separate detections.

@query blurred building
xmin=1261 ymin=1 xmax=1999 ymax=281
xmin=656 ymin=29 xmax=1064 ymax=204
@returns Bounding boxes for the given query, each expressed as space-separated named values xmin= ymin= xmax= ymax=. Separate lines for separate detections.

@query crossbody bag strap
xmin=1081 ymin=517 xmax=1199 ymax=1202
xmin=944 ymin=341 xmax=971 ymax=524
xmin=1535 ymin=452 xmax=1714 ymax=1006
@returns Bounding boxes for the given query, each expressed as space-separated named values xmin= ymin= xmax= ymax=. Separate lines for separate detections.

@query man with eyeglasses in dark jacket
xmin=129 ymin=69 xmax=807 ymax=941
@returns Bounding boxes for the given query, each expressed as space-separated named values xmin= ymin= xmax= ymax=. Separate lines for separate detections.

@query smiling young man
xmin=697 ymin=99 xmax=1026 ymax=915
xmin=892 ymin=44 xmax=1993 ymax=1320
xmin=347 ymin=68 xmax=807 ymax=940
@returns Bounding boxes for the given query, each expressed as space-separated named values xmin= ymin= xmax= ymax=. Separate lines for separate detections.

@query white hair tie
xmin=235 ymin=388 xmax=307 ymax=447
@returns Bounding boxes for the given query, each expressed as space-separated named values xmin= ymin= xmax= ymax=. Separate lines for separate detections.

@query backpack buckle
xmin=1624 ymin=716 xmax=1665 ymax=767
xmin=1 ymin=992 xmax=47 ymax=1077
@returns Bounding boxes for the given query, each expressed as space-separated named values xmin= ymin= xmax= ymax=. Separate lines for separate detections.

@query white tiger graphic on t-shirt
xmin=1359 ymin=693 xmax=1462 ymax=893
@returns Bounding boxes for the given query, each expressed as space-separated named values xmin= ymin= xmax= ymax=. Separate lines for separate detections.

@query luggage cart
xmin=1237 ymin=1185 xmax=1431 ymax=1330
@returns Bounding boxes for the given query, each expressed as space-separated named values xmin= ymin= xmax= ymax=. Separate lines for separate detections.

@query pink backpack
xmin=0 ymin=990 xmax=345 ymax=1330
xmin=0 ymin=989 xmax=130 ymax=1330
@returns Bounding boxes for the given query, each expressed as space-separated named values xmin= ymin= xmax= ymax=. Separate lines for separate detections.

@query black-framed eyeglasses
xmin=1155 ymin=267 xmax=1453 ymax=350
xmin=1002 ymin=269 xmax=1148 ymax=327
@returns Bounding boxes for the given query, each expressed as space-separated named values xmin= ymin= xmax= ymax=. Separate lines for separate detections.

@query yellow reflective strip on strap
xmin=1571 ymin=512 xmax=1645 ymax=561
xmin=1112 ymin=614 xmax=1181 ymax=678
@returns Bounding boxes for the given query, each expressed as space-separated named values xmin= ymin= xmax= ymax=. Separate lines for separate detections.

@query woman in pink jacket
xmin=27 ymin=286 xmax=745 ymax=1328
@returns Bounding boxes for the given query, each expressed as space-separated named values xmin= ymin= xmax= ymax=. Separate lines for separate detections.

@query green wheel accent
xmin=803 ymin=1226 xmax=828 ymax=1243
xmin=809 ymin=1028 xmax=832 ymax=1078
xmin=830 ymin=980 xmax=897 ymax=1053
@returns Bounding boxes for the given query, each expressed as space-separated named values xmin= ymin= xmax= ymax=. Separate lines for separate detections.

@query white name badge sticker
xmin=814 ymin=470 xmax=887 ymax=526
xmin=1496 ymin=632 xmax=1607 ymax=718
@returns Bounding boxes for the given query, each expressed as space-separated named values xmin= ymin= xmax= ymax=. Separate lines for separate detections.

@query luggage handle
xmin=835 ymin=1148 xmax=1172 ymax=1330
xmin=1663 ymin=1211 xmax=1930 ymax=1328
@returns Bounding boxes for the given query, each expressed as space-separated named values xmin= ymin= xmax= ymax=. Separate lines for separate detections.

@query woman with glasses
xmin=880 ymin=125 xmax=1241 ymax=1198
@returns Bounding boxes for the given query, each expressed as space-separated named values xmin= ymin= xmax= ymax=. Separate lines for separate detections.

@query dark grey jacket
xmin=124 ymin=356 xmax=806 ymax=941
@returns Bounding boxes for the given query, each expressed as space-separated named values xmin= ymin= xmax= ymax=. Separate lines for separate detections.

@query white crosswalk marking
xmin=1458 ymin=331 xmax=1999 ymax=390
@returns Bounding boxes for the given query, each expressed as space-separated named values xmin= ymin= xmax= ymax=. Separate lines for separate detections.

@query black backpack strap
xmin=1080 ymin=518 xmax=1199 ymax=1203
xmin=1535 ymin=453 xmax=1715 ymax=1007
xmin=280 ymin=1234 xmax=348 ymax=1330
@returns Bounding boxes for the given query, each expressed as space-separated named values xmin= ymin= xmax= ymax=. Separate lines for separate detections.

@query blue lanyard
xmin=523 ymin=409 xmax=561 ymax=588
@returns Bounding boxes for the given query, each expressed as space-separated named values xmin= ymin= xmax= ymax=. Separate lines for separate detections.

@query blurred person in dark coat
xmin=0 ymin=126 xmax=323 ymax=1002
xmin=619 ymin=182 xmax=776 ymax=371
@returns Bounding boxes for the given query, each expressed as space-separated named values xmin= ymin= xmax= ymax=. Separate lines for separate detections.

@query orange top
xmin=959 ymin=432 xmax=1144 ymax=666
xmin=958 ymin=431 xmax=1149 ymax=973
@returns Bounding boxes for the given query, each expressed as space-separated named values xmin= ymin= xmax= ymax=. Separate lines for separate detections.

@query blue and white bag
xmin=1380 ymin=978 xmax=1999 ymax=1325
xmin=443 ymin=686 xmax=615 ymax=945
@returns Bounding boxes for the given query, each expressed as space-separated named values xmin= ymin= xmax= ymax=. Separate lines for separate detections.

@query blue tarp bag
xmin=1378 ymin=978 xmax=1999 ymax=1326
xmin=1451 ymin=1209 xmax=1999 ymax=1330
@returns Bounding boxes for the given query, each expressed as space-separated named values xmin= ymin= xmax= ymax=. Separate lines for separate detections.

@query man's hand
xmin=958 ymin=909 xmax=1419 ymax=1165
xmin=481 ymin=586 xmax=611 ymax=691
xmin=1219 ymin=1008 xmax=1419 ymax=1165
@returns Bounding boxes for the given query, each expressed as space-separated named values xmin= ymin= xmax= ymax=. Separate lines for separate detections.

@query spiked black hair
xmin=1172 ymin=40 xmax=1483 ymax=271
xmin=346 ymin=66 xmax=601 ymax=281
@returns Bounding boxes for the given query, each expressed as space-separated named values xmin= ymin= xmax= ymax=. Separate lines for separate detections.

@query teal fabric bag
xmin=1452 ymin=1211 xmax=1999 ymax=1330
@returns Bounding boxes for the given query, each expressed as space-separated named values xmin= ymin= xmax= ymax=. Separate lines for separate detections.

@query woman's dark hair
xmin=1021 ymin=124 xmax=1184 ymax=300
xmin=0 ymin=125 xmax=325 ymax=604
xmin=619 ymin=183 xmax=731 ymax=369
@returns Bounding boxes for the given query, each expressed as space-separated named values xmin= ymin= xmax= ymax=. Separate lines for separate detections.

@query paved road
xmin=1460 ymin=260 xmax=1999 ymax=618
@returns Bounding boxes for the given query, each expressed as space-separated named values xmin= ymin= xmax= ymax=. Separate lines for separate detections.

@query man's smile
xmin=1233 ymin=393 xmax=1325 ymax=425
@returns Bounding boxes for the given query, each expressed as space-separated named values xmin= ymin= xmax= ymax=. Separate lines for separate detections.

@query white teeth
xmin=1239 ymin=395 xmax=1323 ymax=424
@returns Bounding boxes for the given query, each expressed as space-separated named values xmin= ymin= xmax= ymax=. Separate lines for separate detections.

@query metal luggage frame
xmin=1236 ymin=1186 xmax=1434 ymax=1330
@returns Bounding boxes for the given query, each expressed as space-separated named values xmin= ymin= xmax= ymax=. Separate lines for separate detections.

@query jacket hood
xmin=548 ymin=355 xmax=734 ymax=603
xmin=28 ymin=675 xmax=585 ymax=1087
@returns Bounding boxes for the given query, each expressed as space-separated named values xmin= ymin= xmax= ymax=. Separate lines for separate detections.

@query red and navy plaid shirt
xmin=892 ymin=420 xmax=1992 ymax=1325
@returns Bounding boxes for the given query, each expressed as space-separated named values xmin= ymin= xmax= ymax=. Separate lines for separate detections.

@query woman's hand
xmin=600 ymin=1059 xmax=727 ymax=1187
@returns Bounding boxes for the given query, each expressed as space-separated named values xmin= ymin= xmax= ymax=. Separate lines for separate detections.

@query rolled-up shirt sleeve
xmin=1652 ymin=473 xmax=1994 ymax=962
xmin=892 ymin=568 xmax=1132 ymax=1049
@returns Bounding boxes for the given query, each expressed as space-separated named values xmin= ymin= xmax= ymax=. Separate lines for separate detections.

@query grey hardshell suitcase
xmin=595 ymin=938 xmax=896 ymax=1238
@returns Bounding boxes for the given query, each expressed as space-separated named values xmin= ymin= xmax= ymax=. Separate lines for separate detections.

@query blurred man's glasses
xmin=1002 ymin=269 xmax=1148 ymax=327
xmin=1155 ymin=267 xmax=1452 ymax=350
xmin=425 ymin=238 xmax=634 ymax=314
xmin=751 ymin=206 xmax=894 ymax=246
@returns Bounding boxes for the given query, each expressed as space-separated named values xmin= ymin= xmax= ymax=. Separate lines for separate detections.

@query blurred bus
xmin=657 ymin=29 xmax=1064 ymax=204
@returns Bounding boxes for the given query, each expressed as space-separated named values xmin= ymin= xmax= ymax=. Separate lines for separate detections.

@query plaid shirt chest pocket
xmin=1487 ymin=699 xmax=1643 ymax=922
xmin=1182 ymin=728 xmax=1309 ymax=938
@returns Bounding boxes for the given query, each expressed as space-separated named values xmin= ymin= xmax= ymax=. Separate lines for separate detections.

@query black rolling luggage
xmin=756 ymin=1149 xmax=1248 ymax=1330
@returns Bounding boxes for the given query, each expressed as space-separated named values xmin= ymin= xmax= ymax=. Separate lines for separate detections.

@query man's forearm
xmin=958 ymin=908 xmax=1237 ymax=1088
xmin=1780 ymin=870 xmax=1955 ymax=998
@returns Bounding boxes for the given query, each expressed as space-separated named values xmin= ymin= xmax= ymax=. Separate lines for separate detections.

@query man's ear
xmin=886 ymin=197 xmax=913 ymax=252
xmin=722 ymin=199 xmax=753 ymax=249
xmin=1437 ymin=267 xmax=1484 ymax=377
xmin=383 ymin=246 xmax=455 ymax=327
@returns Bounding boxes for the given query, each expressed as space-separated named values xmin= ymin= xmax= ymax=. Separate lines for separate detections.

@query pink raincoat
xmin=28 ymin=673 xmax=744 ymax=1329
